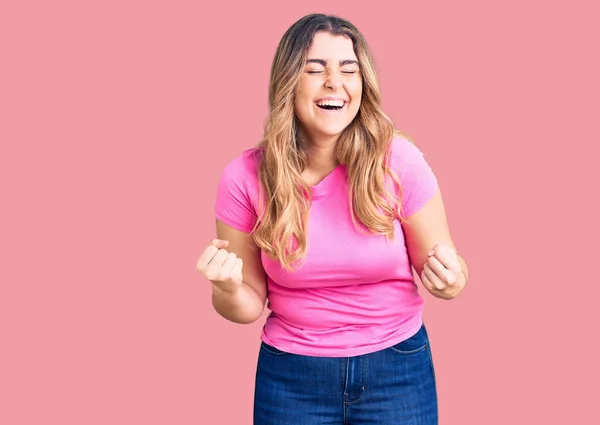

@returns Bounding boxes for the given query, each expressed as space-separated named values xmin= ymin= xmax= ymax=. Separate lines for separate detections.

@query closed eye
xmin=307 ymin=70 xmax=358 ymax=75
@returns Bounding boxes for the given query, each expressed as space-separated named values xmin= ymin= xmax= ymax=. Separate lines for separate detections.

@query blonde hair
xmin=253 ymin=13 xmax=406 ymax=271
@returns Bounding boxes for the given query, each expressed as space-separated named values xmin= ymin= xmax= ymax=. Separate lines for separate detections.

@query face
xmin=294 ymin=31 xmax=363 ymax=144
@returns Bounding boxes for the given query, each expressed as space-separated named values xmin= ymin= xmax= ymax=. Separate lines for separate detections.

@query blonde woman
xmin=197 ymin=13 xmax=469 ymax=425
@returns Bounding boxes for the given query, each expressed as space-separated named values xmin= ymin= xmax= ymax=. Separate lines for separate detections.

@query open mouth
xmin=317 ymin=104 xmax=344 ymax=110
xmin=315 ymin=100 xmax=346 ymax=111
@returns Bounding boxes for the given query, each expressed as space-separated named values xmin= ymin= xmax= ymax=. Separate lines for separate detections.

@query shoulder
xmin=386 ymin=130 xmax=438 ymax=216
xmin=216 ymin=145 xmax=264 ymax=205
xmin=217 ymin=146 xmax=265 ymax=198
xmin=215 ymin=146 xmax=264 ymax=231
xmin=221 ymin=146 xmax=263 ymax=180
xmin=388 ymin=131 xmax=429 ymax=170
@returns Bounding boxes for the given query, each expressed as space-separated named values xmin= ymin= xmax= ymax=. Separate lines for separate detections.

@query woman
xmin=197 ymin=13 xmax=469 ymax=424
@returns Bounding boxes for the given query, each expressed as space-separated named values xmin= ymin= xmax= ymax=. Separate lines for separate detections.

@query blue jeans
xmin=253 ymin=323 xmax=438 ymax=424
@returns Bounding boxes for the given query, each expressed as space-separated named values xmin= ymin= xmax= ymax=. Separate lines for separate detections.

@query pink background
xmin=1 ymin=0 xmax=599 ymax=423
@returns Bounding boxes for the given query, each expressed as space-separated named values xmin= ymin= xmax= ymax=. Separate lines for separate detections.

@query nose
xmin=325 ymin=73 xmax=343 ymax=90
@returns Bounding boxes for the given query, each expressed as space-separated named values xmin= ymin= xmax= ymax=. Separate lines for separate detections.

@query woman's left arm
xmin=401 ymin=186 xmax=469 ymax=300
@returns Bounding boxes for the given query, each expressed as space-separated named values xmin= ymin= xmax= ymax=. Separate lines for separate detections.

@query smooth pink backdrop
xmin=1 ymin=0 xmax=598 ymax=424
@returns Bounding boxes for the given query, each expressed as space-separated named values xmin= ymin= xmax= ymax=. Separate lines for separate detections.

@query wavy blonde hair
xmin=252 ymin=13 xmax=407 ymax=271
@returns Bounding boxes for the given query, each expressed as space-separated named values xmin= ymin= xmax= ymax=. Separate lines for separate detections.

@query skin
xmin=402 ymin=188 xmax=470 ymax=300
xmin=196 ymin=31 xmax=469 ymax=324
xmin=293 ymin=31 xmax=363 ymax=184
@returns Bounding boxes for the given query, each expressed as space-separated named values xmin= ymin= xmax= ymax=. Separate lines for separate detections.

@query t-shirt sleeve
xmin=214 ymin=153 xmax=258 ymax=233
xmin=390 ymin=136 xmax=439 ymax=218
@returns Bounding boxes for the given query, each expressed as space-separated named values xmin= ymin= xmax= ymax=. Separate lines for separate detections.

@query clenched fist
xmin=421 ymin=243 xmax=466 ymax=300
xmin=196 ymin=239 xmax=244 ymax=293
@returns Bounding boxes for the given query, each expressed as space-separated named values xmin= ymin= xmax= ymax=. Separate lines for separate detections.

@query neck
xmin=301 ymin=132 xmax=339 ymax=173
xmin=306 ymin=144 xmax=338 ymax=172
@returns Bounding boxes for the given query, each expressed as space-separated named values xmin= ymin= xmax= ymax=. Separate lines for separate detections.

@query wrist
xmin=212 ymin=281 xmax=243 ymax=296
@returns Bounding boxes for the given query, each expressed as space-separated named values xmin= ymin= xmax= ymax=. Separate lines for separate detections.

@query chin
xmin=312 ymin=127 xmax=347 ymax=140
xmin=316 ymin=120 xmax=355 ymax=135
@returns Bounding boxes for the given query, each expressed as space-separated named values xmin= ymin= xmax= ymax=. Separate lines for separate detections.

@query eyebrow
xmin=306 ymin=59 xmax=360 ymax=66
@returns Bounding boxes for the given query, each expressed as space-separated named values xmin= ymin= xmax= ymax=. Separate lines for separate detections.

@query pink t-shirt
xmin=214 ymin=134 xmax=438 ymax=357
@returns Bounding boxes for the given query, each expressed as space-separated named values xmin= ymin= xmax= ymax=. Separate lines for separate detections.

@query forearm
xmin=212 ymin=281 xmax=266 ymax=324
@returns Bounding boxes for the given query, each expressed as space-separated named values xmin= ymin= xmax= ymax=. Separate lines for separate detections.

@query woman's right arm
xmin=197 ymin=219 xmax=268 ymax=324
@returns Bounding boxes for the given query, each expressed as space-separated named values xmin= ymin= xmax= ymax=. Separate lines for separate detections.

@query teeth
xmin=316 ymin=100 xmax=344 ymax=107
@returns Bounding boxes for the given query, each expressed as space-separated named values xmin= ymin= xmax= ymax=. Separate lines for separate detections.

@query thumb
xmin=212 ymin=239 xmax=229 ymax=249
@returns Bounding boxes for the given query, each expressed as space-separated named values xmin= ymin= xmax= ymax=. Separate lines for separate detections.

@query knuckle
xmin=206 ymin=268 xmax=220 ymax=281
xmin=216 ymin=271 xmax=230 ymax=282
